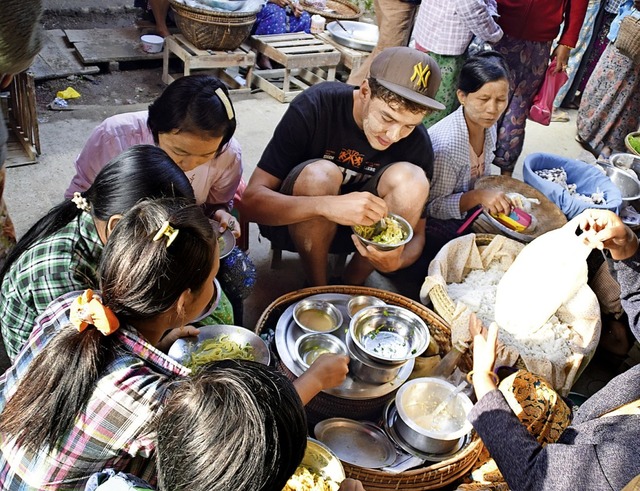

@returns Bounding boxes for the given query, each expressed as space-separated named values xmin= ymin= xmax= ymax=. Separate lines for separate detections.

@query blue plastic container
xmin=523 ymin=153 xmax=622 ymax=219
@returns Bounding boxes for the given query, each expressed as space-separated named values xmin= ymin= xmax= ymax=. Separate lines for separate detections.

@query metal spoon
xmin=372 ymin=217 xmax=387 ymax=236
xmin=421 ymin=381 xmax=467 ymax=429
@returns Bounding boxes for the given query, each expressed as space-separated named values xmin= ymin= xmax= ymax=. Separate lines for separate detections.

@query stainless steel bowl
xmin=167 ymin=324 xmax=271 ymax=367
xmin=293 ymin=299 xmax=343 ymax=334
xmin=192 ymin=278 xmax=222 ymax=323
xmin=295 ymin=333 xmax=347 ymax=370
xmin=346 ymin=334 xmax=405 ymax=383
xmin=349 ymin=305 xmax=430 ymax=365
xmin=347 ymin=295 xmax=387 ymax=318
xmin=394 ymin=377 xmax=473 ymax=454
xmin=351 ymin=213 xmax=414 ymax=252
xmin=292 ymin=438 xmax=346 ymax=487
xmin=598 ymin=162 xmax=640 ymax=201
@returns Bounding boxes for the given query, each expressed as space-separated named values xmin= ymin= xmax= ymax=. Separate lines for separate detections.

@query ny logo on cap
xmin=410 ymin=62 xmax=431 ymax=91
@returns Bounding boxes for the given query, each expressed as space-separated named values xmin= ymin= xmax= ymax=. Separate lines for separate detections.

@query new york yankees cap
xmin=369 ymin=47 xmax=445 ymax=111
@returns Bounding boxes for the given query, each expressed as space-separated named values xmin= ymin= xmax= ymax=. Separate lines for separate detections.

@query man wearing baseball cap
xmin=243 ymin=47 xmax=444 ymax=286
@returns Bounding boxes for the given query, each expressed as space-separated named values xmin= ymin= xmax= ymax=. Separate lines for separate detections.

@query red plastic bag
xmin=529 ymin=59 xmax=569 ymax=126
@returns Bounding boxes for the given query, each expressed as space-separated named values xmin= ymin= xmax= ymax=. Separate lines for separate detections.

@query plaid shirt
xmin=413 ymin=0 xmax=502 ymax=55
xmin=0 ymin=292 xmax=190 ymax=490
xmin=426 ymin=106 xmax=496 ymax=220
xmin=0 ymin=212 xmax=103 ymax=360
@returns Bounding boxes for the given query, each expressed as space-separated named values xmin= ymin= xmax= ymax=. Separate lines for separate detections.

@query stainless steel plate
xmin=168 ymin=324 xmax=271 ymax=366
xmin=326 ymin=21 xmax=379 ymax=52
xmin=382 ymin=400 xmax=470 ymax=462
xmin=275 ymin=293 xmax=414 ymax=400
xmin=314 ymin=417 xmax=397 ymax=468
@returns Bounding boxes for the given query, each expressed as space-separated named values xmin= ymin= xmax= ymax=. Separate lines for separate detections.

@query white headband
xmin=215 ymin=87 xmax=234 ymax=120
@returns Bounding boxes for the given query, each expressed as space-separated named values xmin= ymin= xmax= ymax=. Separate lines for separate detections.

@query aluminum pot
xmin=394 ymin=377 xmax=473 ymax=454
xmin=346 ymin=334 xmax=405 ymax=384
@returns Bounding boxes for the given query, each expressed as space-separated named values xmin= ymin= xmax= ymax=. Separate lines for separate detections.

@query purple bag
xmin=529 ymin=59 xmax=568 ymax=126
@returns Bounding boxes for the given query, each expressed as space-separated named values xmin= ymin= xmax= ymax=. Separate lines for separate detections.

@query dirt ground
xmin=36 ymin=8 xmax=167 ymax=112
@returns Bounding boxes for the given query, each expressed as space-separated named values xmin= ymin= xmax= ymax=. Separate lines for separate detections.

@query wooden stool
xmin=162 ymin=34 xmax=255 ymax=96
xmin=314 ymin=31 xmax=369 ymax=75
xmin=249 ymin=33 xmax=341 ymax=103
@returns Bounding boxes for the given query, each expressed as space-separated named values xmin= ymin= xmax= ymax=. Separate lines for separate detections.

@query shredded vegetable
xmin=187 ymin=335 xmax=255 ymax=371
xmin=283 ymin=466 xmax=339 ymax=491
xmin=354 ymin=216 xmax=406 ymax=245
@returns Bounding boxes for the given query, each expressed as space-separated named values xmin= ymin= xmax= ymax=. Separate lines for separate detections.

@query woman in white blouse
xmin=423 ymin=52 xmax=511 ymax=262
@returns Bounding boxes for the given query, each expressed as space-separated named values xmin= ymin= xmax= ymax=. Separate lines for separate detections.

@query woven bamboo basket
xmin=302 ymin=0 xmax=362 ymax=23
xmin=255 ymin=285 xmax=483 ymax=489
xmin=614 ymin=14 xmax=640 ymax=64
xmin=625 ymin=131 xmax=640 ymax=156
xmin=169 ymin=0 xmax=259 ymax=50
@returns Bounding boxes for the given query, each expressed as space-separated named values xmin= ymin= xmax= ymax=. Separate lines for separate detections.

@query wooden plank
xmin=30 ymin=30 xmax=100 ymax=81
xmin=315 ymin=31 xmax=368 ymax=71
xmin=66 ymin=28 xmax=164 ymax=64
xmin=4 ymin=140 xmax=37 ymax=168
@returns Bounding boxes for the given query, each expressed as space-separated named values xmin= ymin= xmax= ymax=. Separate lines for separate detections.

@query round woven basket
xmin=301 ymin=0 xmax=362 ymax=22
xmin=625 ymin=131 xmax=640 ymax=157
xmin=169 ymin=0 xmax=259 ymax=50
xmin=255 ymin=286 xmax=483 ymax=489
xmin=614 ymin=14 xmax=640 ymax=65
xmin=343 ymin=435 xmax=483 ymax=490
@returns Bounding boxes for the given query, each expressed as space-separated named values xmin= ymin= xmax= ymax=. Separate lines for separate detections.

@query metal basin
xmin=597 ymin=162 xmax=640 ymax=201
xmin=347 ymin=295 xmax=386 ymax=318
xmin=326 ymin=21 xmax=379 ymax=52
xmin=345 ymin=334 xmax=405 ymax=383
xmin=394 ymin=377 xmax=473 ymax=455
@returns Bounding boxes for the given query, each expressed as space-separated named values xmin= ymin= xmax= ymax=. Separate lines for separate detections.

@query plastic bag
xmin=529 ymin=59 xmax=568 ymax=126
xmin=495 ymin=217 xmax=594 ymax=335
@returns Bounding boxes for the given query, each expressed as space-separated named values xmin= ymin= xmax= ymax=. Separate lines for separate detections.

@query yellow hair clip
xmin=153 ymin=221 xmax=179 ymax=248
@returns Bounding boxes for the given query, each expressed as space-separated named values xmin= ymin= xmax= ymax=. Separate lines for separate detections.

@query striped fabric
xmin=0 ymin=212 xmax=103 ymax=360
xmin=0 ymin=292 xmax=189 ymax=490
xmin=426 ymin=106 xmax=496 ymax=220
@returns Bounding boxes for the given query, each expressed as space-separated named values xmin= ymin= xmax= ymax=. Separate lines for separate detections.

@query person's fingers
xmin=487 ymin=322 xmax=499 ymax=349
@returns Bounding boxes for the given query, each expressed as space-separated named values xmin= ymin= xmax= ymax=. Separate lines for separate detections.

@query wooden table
xmin=162 ymin=35 xmax=255 ymax=97
xmin=249 ymin=33 xmax=341 ymax=103
xmin=314 ymin=31 xmax=370 ymax=74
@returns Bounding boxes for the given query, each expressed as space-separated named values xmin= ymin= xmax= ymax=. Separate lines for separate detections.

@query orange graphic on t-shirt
xmin=338 ymin=148 xmax=364 ymax=167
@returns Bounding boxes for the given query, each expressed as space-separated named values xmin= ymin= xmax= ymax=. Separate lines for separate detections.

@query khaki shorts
xmin=259 ymin=159 xmax=390 ymax=253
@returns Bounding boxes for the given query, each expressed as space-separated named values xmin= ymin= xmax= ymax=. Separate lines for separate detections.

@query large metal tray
xmin=275 ymin=293 xmax=414 ymax=400
xmin=326 ymin=21 xmax=378 ymax=52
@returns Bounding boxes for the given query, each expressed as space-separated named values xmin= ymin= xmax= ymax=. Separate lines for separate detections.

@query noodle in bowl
xmin=352 ymin=213 xmax=413 ymax=251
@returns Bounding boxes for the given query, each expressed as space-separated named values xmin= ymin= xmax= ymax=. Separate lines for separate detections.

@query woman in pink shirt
xmin=66 ymin=74 xmax=242 ymax=238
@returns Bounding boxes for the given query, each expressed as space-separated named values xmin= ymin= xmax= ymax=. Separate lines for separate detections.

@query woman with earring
xmin=0 ymin=145 xmax=195 ymax=361
xmin=421 ymin=52 xmax=511 ymax=264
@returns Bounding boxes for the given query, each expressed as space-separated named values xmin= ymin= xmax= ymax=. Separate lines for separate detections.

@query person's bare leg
xmin=344 ymin=162 xmax=429 ymax=284
xmin=289 ymin=161 xmax=343 ymax=286
xmin=149 ymin=0 xmax=171 ymax=37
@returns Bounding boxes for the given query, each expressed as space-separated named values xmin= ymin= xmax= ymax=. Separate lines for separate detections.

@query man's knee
xmin=378 ymin=162 xmax=429 ymax=196
xmin=292 ymin=160 xmax=343 ymax=196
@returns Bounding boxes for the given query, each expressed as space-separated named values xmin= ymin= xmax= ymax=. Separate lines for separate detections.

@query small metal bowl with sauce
xmin=347 ymin=295 xmax=387 ymax=318
xmin=293 ymin=299 xmax=343 ymax=334
xmin=294 ymin=333 xmax=348 ymax=370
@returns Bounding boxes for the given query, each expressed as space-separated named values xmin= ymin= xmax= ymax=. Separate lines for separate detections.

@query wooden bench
xmin=249 ymin=33 xmax=341 ymax=102
xmin=162 ymin=34 xmax=255 ymax=97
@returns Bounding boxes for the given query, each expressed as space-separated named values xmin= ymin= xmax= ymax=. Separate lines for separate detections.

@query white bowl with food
xmin=352 ymin=213 xmax=413 ymax=251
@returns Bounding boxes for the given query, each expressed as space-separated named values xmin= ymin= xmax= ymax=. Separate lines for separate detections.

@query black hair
xmin=0 ymin=144 xmax=195 ymax=282
xmin=0 ymin=199 xmax=216 ymax=453
xmin=147 ymin=75 xmax=237 ymax=157
xmin=156 ymin=360 xmax=308 ymax=491
xmin=457 ymin=51 xmax=510 ymax=95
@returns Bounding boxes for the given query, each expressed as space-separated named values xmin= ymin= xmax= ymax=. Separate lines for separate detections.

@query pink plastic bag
xmin=529 ymin=59 xmax=568 ymax=126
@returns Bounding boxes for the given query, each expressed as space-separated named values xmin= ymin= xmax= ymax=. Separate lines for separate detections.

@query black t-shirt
xmin=257 ymin=82 xmax=434 ymax=191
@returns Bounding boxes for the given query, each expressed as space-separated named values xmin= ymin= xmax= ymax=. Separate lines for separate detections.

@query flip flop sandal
xmin=551 ymin=110 xmax=570 ymax=123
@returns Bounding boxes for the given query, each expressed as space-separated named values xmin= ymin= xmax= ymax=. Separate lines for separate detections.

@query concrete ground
xmin=6 ymin=1 xmax=613 ymax=394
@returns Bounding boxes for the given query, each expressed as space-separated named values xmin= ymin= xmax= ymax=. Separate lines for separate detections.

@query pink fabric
xmin=65 ymin=111 xmax=243 ymax=207
xmin=529 ymin=59 xmax=569 ymax=126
